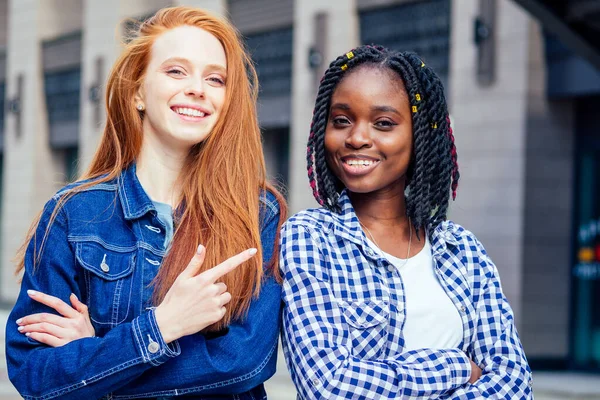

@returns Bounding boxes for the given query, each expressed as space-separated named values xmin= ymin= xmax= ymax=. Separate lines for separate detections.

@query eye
xmin=374 ymin=119 xmax=397 ymax=129
xmin=331 ymin=116 xmax=351 ymax=126
xmin=207 ymin=76 xmax=226 ymax=86
xmin=167 ymin=68 xmax=185 ymax=77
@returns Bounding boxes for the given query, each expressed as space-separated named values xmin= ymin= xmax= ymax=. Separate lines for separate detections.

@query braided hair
xmin=306 ymin=44 xmax=459 ymax=239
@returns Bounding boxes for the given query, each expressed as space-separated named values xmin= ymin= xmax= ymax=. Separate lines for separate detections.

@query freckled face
xmin=324 ymin=66 xmax=413 ymax=196
xmin=137 ymin=25 xmax=227 ymax=152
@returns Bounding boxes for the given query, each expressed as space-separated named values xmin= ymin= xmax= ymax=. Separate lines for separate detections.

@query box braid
xmin=306 ymin=44 xmax=459 ymax=239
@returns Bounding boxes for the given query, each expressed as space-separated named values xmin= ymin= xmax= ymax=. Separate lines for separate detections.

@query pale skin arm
xmin=17 ymin=245 xmax=256 ymax=346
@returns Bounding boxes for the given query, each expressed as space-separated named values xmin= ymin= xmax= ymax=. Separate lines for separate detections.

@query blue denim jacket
xmin=6 ymin=164 xmax=282 ymax=400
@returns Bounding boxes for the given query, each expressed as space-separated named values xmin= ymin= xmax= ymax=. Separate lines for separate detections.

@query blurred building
xmin=0 ymin=0 xmax=599 ymax=377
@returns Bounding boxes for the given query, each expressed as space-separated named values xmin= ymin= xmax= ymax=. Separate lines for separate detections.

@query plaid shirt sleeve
xmin=281 ymin=223 xmax=472 ymax=399
xmin=440 ymin=236 xmax=533 ymax=399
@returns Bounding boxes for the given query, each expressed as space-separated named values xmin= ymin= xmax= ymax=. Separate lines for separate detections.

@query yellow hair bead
xmin=341 ymin=64 xmax=348 ymax=71
xmin=346 ymin=51 xmax=355 ymax=59
xmin=412 ymin=106 xmax=418 ymax=113
xmin=421 ymin=61 xmax=425 ymax=67
xmin=415 ymin=94 xmax=421 ymax=101
xmin=431 ymin=122 xmax=438 ymax=129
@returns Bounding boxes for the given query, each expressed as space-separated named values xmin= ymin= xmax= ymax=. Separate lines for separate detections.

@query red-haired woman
xmin=6 ymin=6 xmax=286 ymax=399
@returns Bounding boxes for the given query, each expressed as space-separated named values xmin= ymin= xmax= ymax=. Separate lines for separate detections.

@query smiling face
xmin=136 ymin=25 xmax=227 ymax=153
xmin=324 ymin=65 xmax=413 ymax=197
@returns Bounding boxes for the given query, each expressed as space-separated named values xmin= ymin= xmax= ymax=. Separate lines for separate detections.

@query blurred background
xmin=0 ymin=0 xmax=599 ymax=398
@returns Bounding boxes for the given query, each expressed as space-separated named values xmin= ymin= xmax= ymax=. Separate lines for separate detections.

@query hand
xmin=155 ymin=245 xmax=257 ymax=343
xmin=16 ymin=291 xmax=95 ymax=347
xmin=468 ymin=358 xmax=482 ymax=384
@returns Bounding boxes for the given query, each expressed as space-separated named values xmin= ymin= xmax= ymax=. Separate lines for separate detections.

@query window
xmin=359 ymin=0 xmax=451 ymax=89
xmin=44 ymin=68 xmax=81 ymax=149
xmin=245 ymin=27 xmax=293 ymax=97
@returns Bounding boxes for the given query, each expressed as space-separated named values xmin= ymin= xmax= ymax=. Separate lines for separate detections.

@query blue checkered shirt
xmin=280 ymin=191 xmax=533 ymax=399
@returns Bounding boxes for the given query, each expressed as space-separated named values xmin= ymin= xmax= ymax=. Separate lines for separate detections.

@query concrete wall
xmin=448 ymin=0 xmax=531 ymax=324
xmin=1 ymin=0 xmax=72 ymax=302
xmin=0 ymin=0 xmax=8 ymax=49
xmin=288 ymin=0 xmax=359 ymax=214
xmin=78 ymin=0 xmax=122 ymax=170
xmin=38 ymin=0 xmax=82 ymax=41
xmin=520 ymin=20 xmax=574 ymax=359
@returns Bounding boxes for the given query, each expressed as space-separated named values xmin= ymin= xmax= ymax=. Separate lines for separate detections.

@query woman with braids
xmin=6 ymin=6 xmax=286 ymax=399
xmin=280 ymin=44 xmax=532 ymax=399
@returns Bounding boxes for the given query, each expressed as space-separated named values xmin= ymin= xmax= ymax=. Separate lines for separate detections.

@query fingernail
xmin=27 ymin=290 xmax=37 ymax=296
xmin=196 ymin=244 xmax=204 ymax=254
xmin=25 ymin=332 xmax=31 ymax=337
xmin=17 ymin=326 xmax=23 ymax=331
xmin=16 ymin=318 xmax=22 ymax=324
xmin=248 ymin=248 xmax=257 ymax=256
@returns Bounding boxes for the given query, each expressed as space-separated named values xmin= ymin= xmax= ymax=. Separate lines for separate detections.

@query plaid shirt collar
xmin=331 ymin=189 xmax=460 ymax=257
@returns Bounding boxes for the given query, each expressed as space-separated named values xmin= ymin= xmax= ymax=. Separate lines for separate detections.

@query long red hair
xmin=16 ymin=6 xmax=286 ymax=331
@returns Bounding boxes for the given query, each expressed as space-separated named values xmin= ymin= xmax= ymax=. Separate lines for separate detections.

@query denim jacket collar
xmin=118 ymin=163 xmax=157 ymax=221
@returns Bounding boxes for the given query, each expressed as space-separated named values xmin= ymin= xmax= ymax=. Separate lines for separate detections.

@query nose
xmin=184 ymin=78 xmax=205 ymax=98
xmin=345 ymin=125 xmax=372 ymax=150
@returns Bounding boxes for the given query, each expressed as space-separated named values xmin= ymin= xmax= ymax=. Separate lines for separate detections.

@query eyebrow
xmin=330 ymin=103 xmax=351 ymax=111
xmin=372 ymin=105 xmax=401 ymax=115
xmin=161 ymin=57 xmax=227 ymax=75
xmin=331 ymin=103 xmax=401 ymax=115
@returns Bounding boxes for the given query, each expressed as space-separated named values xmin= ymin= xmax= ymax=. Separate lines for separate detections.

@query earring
xmin=137 ymin=104 xmax=145 ymax=111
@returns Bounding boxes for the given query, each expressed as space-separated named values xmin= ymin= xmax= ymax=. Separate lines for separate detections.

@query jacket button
xmin=148 ymin=342 xmax=160 ymax=354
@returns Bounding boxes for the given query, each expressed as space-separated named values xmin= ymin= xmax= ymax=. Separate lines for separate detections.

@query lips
xmin=340 ymin=155 xmax=381 ymax=176
xmin=170 ymin=105 xmax=211 ymax=121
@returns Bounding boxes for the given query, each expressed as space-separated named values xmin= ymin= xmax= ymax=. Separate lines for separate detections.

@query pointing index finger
xmin=198 ymin=248 xmax=257 ymax=283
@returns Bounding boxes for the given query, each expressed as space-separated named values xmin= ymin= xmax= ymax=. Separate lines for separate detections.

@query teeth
xmin=175 ymin=107 xmax=205 ymax=117
xmin=345 ymin=159 xmax=375 ymax=166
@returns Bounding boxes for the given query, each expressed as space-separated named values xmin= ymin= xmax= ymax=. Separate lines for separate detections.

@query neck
xmin=349 ymin=187 xmax=408 ymax=228
xmin=136 ymin=136 xmax=187 ymax=207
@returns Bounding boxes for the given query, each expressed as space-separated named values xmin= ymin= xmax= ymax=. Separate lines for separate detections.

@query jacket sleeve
xmin=440 ymin=237 xmax=533 ymax=399
xmin=280 ymin=222 xmax=472 ymax=399
xmin=6 ymin=198 xmax=180 ymax=400
xmin=111 ymin=196 xmax=282 ymax=397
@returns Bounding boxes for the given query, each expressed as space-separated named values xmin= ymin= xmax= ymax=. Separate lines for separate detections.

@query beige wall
xmin=38 ymin=0 xmax=83 ymax=40
xmin=79 ymin=0 xmax=123 ymax=171
xmin=520 ymin=20 xmax=574 ymax=358
xmin=177 ymin=0 xmax=226 ymax=17
xmin=288 ymin=0 xmax=359 ymax=214
xmin=0 ymin=0 xmax=8 ymax=49
xmin=1 ymin=0 xmax=68 ymax=301
xmin=448 ymin=0 xmax=531 ymax=323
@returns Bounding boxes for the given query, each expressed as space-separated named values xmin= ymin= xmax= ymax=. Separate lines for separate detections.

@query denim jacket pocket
xmin=75 ymin=241 xmax=136 ymax=328
xmin=341 ymin=300 xmax=389 ymax=359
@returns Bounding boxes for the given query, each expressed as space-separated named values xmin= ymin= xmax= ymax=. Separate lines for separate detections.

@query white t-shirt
xmin=366 ymin=236 xmax=463 ymax=351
